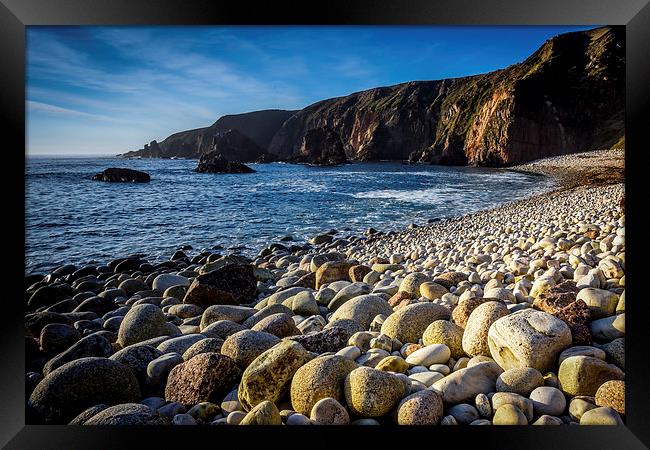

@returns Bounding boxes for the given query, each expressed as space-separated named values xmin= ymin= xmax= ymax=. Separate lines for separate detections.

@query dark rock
xmin=114 ymin=258 xmax=145 ymax=273
xmin=68 ymin=404 xmax=109 ymax=425
xmin=92 ymin=168 xmax=150 ymax=183
xmin=195 ymin=152 xmax=255 ymax=174
xmin=171 ymin=250 xmax=188 ymax=260
xmin=83 ymin=403 xmax=169 ymax=425
xmin=43 ymin=333 xmax=114 ymax=376
xmin=287 ymin=326 xmax=351 ymax=354
xmin=39 ymin=323 xmax=81 ymax=355
xmin=26 ymin=372 xmax=43 ymax=400
xmin=110 ymin=344 xmax=163 ymax=390
xmin=25 ymin=312 xmax=73 ymax=338
xmin=44 ymin=298 xmax=80 ymax=313
xmin=67 ymin=266 xmax=99 ymax=283
xmin=72 ymin=296 xmax=118 ymax=316
xmin=27 ymin=284 xmax=72 ymax=310
xmin=28 ymin=357 xmax=141 ymax=424
xmin=289 ymin=126 xmax=348 ymax=166
xmin=183 ymin=263 xmax=257 ymax=308
xmin=164 ymin=352 xmax=241 ymax=404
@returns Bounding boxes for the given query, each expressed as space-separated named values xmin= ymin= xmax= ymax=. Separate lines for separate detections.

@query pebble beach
xmin=25 ymin=149 xmax=626 ymax=426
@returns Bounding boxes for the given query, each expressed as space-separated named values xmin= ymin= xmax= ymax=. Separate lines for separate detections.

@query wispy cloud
xmin=27 ymin=100 xmax=122 ymax=122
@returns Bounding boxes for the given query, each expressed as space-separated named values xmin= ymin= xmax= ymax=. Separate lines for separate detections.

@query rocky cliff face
xmin=290 ymin=127 xmax=348 ymax=166
xmin=123 ymin=26 xmax=624 ymax=167
xmin=269 ymin=26 xmax=624 ymax=166
xmin=122 ymin=109 xmax=296 ymax=159
xmin=204 ymin=129 xmax=275 ymax=163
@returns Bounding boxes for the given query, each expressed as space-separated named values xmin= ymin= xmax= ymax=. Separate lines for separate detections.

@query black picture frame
xmin=2 ymin=0 xmax=648 ymax=448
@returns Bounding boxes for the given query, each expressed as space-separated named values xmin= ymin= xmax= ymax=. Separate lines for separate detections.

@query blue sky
xmin=27 ymin=25 xmax=597 ymax=155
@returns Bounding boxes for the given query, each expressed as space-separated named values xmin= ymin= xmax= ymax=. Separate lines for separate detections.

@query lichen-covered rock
xmin=487 ymin=309 xmax=572 ymax=373
xmin=558 ymin=356 xmax=625 ymax=397
xmin=462 ymin=301 xmax=509 ymax=357
xmin=396 ymin=389 xmax=444 ymax=425
xmin=28 ymin=357 xmax=141 ymax=424
xmin=164 ymin=352 xmax=241 ymax=404
xmin=399 ymin=272 xmax=430 ymax=297
xmin=239 ymin=400 xmax=282 ymax=425
xmin=343 ymin=367 xmax=405 ymax=417
xmin=238 ymin=340 xmax=313 ymax=411
xmin=595 ymin=380 xmax=624 ymax=415
xmin=381 ymin=302 xmax=450 ymax=344
xmin=422 ymin=320 xmax=464 ymax=359
xmin=287 ymin=326 xmax=351 ymax=354
xmin=452 ymin=297 xmax=502 ymax=328
xmin=290 ymin=355 xmax=357 ymax=415
xmin=316 ymin=261 xmax=353 ymax=289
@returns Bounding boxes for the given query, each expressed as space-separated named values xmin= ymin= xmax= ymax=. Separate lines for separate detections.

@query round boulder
xmin=28 ymin=357 xmax=140 ymax=424
xmin=343 ymin=366 xmax=405 ymax=417
xmin=487 ymin=309 xmax=572 ymax=373
xmin=290 ymin=354 xmax=357 ymax=416
xmin=381 ymin=302 xmax=450 ymax=344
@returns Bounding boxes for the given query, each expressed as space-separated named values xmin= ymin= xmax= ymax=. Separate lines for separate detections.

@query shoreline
xmin=25 ymin=148 xmax=626 ymax=426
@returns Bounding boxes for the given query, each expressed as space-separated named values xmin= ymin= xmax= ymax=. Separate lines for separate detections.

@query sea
xmin=25 ymin=157 xmax=555 ymax=274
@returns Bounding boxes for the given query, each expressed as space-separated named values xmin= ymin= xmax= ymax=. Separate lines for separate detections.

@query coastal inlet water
xmin=26 ymin=157 xmax=554 ymax=274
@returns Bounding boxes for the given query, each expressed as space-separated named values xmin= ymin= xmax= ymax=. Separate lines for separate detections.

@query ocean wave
xmin=353 ymin=187 xmax=465 ymax=205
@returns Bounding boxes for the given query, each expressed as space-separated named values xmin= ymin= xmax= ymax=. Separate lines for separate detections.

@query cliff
xmin=269 ymin=26 xmax=624 ymax=166
xmin=289 ymin=127 xmax=348 ymax=166
xmin=123 ymin=26 xmax=624 ymax=167
xmin=122 ymin=109 xmax=297 ymax=159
